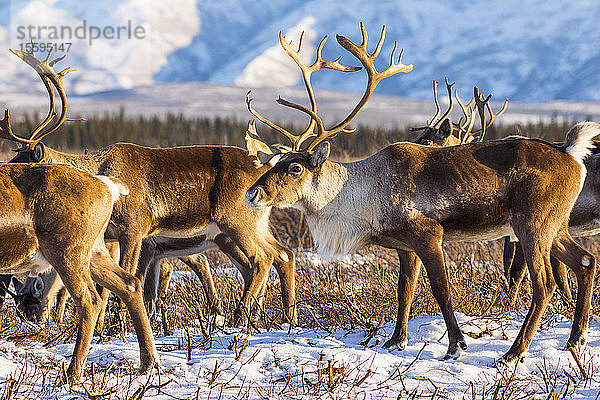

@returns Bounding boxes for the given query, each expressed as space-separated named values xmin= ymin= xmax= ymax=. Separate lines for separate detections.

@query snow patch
xmin=0 ymin=313 xmax=598 ymax=398
xmin=235 ymin=16 xmax=317 ymax=88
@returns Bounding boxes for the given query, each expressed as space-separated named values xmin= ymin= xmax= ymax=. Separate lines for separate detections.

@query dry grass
xmin=110 ymin=207 xmax=599 ymax=353
xmin=0 ymin=208 xmax=598 ymax=399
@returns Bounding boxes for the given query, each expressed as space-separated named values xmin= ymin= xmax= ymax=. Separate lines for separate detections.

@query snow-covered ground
xmin=0 ymin=312 xmax=598 ymax=399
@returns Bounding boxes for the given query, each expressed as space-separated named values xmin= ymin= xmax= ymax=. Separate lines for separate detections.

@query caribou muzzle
xmin=245 ymin=186 xmax=268 ymax=210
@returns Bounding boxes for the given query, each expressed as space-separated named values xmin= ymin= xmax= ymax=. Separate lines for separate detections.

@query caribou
xmin=243 ymin=23 xmax=598 ymax=364
xmin=0 ymin=117 xmax=158 ymax=381
xmin=2 ymin=48 xmax=296 ymax=326
xmin=411 ymin=80 xmax=600 ymax=308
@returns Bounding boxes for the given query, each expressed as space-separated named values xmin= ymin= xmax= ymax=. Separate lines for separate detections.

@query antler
xmin=428 ymin=80 xmax=441 ymax=126
xmin=247 ymin=31 xmax=361 ymax=151
xmin=432 ymin=77 xmax=454 ymax=130
xmin=410 ymin=81 xmax=507 ymax=145
xmin=473 ymin=87 xmax=509 ymax=141
xmin=409 ymin=78 xmax=455 ymax=133
xmin=277 ymin=22 xmax=413 ymax=152
xmin=454 ymin=89 xmax=477 ymax=144
xmin=0 ymin=46 xmax=80 ymax=150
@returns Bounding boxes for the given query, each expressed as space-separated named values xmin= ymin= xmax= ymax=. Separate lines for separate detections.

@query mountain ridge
xmin=1 ymin=0 xmax=599 ymax=103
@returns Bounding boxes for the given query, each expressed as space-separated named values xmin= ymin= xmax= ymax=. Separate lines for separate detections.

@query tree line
xmin=3 ymin=109 xmax=579 ymax=159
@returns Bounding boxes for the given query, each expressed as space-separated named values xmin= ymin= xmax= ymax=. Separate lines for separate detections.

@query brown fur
xmin=0 ymin=164 xmax=157 ymax=382
xmin=11 ymin=143 xmax=296 ymax=324
xmin=412 ymin=120 xmax=600 ymax=308
xmin=415 ymin=124 xmax=600 ymax=308
xmin=14 ymin=241 xmax=119 ymax=326
xmin=505 ymin=152 xmax=600 ymax=306
xmin=247 ymin=133 xmax=596 ymax=363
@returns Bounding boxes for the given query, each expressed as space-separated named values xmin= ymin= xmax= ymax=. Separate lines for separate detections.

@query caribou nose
xmin=245 ymin=186 xmax=263 ymax=208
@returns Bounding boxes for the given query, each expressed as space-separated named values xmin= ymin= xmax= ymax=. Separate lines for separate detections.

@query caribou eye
xmin=287 ymin=162 xmax=303 ymax=175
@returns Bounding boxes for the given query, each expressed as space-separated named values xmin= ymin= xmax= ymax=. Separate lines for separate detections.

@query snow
xmin=3 ymin=1 xmax=600 ymax=101
xmin=0 ymin=310 xmax=598 ymax=398
xmin=5 ymin=0 xmax=199 ymax=93
xmin=234 ymin=16 xmax=318 ymax=88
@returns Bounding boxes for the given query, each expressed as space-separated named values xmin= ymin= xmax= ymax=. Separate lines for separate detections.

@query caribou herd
xmin=0 ymin=23 xmax=599 ymax=382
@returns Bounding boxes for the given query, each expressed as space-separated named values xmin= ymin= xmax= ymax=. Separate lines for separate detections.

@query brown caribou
xmin=244 ymin=23 xmax=597 ymax=364
xmin=0 ymin=114 xmax=158 ymax=381
xmin=410 ymin=80 xmax=600 ymax=309
xmin=2 ymin=48 xmax=296 ymax=326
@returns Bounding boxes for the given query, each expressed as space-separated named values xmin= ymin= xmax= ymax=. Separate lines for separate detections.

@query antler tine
xmin=0 ymin=110 xmax=36 ymax=146
xmin=454 ymin=88 xmax=478 ymax=143
xmin=245 ymin=90 xmax=299 ymax=148
xmin=277 ymin=31 xmax=361 ymax=150
xmin=460 ymin=105 xmax=478 ymax=144
xmin=9 ymin=48 xmax=79 ymax=147
xmin=455 ymin=88 xmax=469 ymax=123
xmin=485 ymin=98 xmax=508 ymax=128
xmin=427 ymin=80 xmax=441 ymax=126
xmin=455 ymin=89 xmax=467 ymax=144
xmin=279 ymin=32 xmax=361 ymax=75
xmin=474 ymin=87 xmax=492 ymax=140
xmin=299 ymin=22 xmax=412 ymax=152
xmin=433 ymin=77 xmax=455 ymax=129
xmin=472 ymin=87 xmax=508 ymax=141
xmin=11 ymin=48 xmax=56 ymax=140
xmin=277 ymin=96 xmax=326 ymax=135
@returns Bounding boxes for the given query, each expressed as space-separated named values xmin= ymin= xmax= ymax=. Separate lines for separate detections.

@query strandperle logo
xmin=15 ymin=20 xmax=146 ymax=46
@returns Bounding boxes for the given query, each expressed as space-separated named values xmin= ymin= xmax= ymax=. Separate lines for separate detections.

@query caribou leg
xmin=384 ymin=249 xmax=422 ymax=351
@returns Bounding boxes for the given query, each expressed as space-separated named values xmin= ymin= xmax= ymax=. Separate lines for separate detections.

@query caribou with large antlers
xmin=0 ymin=76 xmax=158 ymax=379
xmin=3 ymin=48 xmax=296 ymax=325
xmin=410 ymin=81 xmax=600 ymax=308
xmin=244 ymin=23 xmax=598 ymax=364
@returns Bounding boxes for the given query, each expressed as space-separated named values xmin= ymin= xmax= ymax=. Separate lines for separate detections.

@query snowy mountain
xmin=2 ymin=0 xmax=600 ymax=102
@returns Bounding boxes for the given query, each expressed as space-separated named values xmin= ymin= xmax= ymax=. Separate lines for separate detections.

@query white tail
xmin=95 ymin=175 xmax=129 ymax=201
xmin=564 ymin=121 xmax=600 ymax=163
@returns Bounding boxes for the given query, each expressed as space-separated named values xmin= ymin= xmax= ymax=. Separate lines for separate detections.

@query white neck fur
xmin=295 ymin=160 xmax=376 ymax=258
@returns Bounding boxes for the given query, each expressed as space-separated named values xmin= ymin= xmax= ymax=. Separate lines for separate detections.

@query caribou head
xmin=245 ymin=22 xmax=413 ymax=211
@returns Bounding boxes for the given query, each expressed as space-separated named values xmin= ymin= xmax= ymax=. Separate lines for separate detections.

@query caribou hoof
xmin=567 ymin=332 xmax=587 ymax=349
xmin=383 ymin=337 xmax=407 ymax=351
xmin=442 ymin=350 xmax=460 ymax=360
xmin=443 ymin=340 xmax=467 ymax=360
xmin=494 ymin=353 xmax=524 ymax=369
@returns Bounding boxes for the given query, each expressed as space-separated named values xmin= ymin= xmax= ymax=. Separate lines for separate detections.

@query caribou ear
xmin=32 ymin=142 xmax=44 ymax=162
xmin=436 ymin=119 xmax=453 ymax=139
xmin=33 ymin=277 xmax=44 ymax=298
xmin=309 ymin=141 xmax=330 ymax=168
